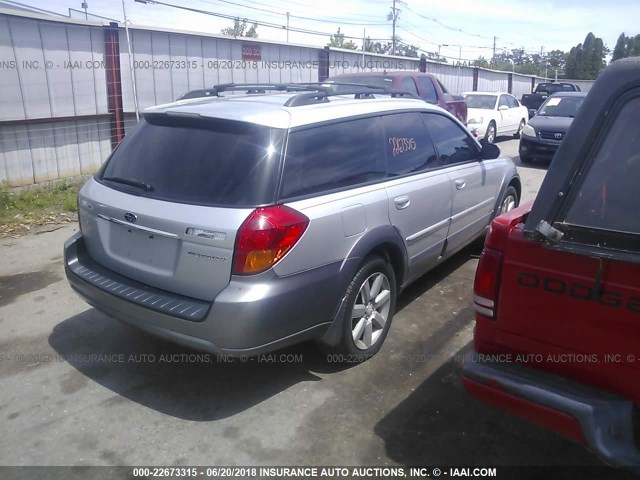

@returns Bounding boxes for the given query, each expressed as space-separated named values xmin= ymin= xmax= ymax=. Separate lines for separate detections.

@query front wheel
xmin=485 ymin=122 xmax=496 ymax=144
xmin=498 ymin=185 xmax=519 ymax=216
xmin=320 ymin=256 xmax=396 ymax=363
xmin=514 ymin=119 xmax=526 ymax=138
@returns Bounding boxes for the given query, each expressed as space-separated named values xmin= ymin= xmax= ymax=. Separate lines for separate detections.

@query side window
xmin=399 ymin=77 xmax=418 ymax=95
xmin=563 ymin=96 xmax=640 ymax=235
xmin=506 ymin=95 xmax=519 ymax=108
xmin=422 ymin=113 xmax=479 ymax=166
xmin=281 ymin=117 xmax=385 ymax=199
xmin=415 ymin=77 xmax=438 ymax=103
xmin=499 ymin=95 xmax=509 ymax=108
xmin=381 ymin=112 xmax=438 ymax=176
xmin=437 ymin=79 xmax=449 ymax=94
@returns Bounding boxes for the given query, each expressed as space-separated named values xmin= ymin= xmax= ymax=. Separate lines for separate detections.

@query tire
xmin=497 ymin=185 xmax=519 ymax=216
xmin=319 ymin=256 xmax=396 ymax=363
xmin=485 ymin=122 xmax=496 ymax=144
xmin=514 ymin=119 xmax=526 ymax=138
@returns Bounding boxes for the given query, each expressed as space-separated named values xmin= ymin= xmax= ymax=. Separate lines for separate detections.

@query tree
xmin=612 ymin=33 xmax=627 ymax=61
xmin=473 ymin=56 xmax=490 ymax=68
xmin=327 ymin=28 xmax=358 ymax=50
xmin=363 ymin=36 xmax=421 ymax=58
xmin=546 ymin=50 xmax=566 ymax=72
xmin=424 ymin=51 xmax=447 ymax=63
xmin=565 ymin=33 xmax=607 ymax=79
xmin=396 ymin=42 xmax=419 ymax=58
xmin=611 ymin=32 xmax=640 ymax=62
xmin=220 ymin=18 xmax=258 ymax=38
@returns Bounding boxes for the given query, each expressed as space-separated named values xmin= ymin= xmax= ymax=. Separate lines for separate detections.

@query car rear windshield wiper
xmin=102 ymin=176 xmax=154 ymax=192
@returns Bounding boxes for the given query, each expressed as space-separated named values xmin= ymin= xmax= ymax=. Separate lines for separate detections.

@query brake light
xmin=232 ymin=206 xmax=309 ymax=275
xmin=473 ymin=248 xmax=503 ymax=320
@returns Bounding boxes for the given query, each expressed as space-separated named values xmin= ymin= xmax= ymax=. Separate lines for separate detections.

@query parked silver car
xmin=64 ymin=84 xmax=520 ymax=362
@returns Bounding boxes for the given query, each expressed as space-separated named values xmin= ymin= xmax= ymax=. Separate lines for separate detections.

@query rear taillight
xmin=473 ymin=248 xmax=503 ymax=320
xmin=232 ymin=205 xmax=309 ymax=275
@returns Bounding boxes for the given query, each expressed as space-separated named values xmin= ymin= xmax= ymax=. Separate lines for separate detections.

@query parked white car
xmin=463 ymin=92 xmax=528 ymax=143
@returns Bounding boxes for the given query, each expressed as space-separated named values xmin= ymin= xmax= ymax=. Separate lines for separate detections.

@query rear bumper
xmin=462 ymin=351 xmax=640 ymax=469
xmin=64 ymin=232 xmax=345 ymax=357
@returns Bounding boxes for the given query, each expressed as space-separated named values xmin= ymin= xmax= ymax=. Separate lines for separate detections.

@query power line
xmin=402 ymin=4 xmax=493 ymax=41
xmin=198 ymin=0 xmax=388 ymax=22
xmin=135 ymin=0 xmax=390 ymax=41
xmin=199 ymin=0 xmax=389 ymax=25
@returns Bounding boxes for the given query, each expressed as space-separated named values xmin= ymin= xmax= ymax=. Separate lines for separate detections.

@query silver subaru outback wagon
xmin=64 ymin=84 xmax=520 ymax=362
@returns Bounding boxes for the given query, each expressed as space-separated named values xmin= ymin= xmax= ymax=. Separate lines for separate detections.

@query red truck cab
xmin=463 ymin=57 xmax=640 ymax=469
xmin=326 ymin=71 xmax=468 ymax=124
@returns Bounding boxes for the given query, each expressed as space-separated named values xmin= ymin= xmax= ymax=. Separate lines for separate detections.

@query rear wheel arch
xmin=318 ymin=227 xmax=408 ymax=349
xmin=368 ymin=242 xmax=406 ymax=290
xmin=509 ymin=176 xmax=522 ymax=202
xmin=342 ymin=225 xmax=408 ymax=287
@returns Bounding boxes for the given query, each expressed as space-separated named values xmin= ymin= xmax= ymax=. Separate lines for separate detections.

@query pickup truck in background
xmin=521 ymin=82 xmax=581 ymax=118
xmin=326 ymin=71 xmax=468 ymax=124
xmin=463 ymin=57 xmax=640 ymax=469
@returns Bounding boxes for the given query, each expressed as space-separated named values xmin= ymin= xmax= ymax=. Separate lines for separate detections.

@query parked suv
xmin=64 ymin=84 xmax=520 ymax=361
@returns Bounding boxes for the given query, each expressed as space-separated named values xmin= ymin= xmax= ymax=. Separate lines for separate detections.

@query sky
xmin=6 ymin=0 xmax=640 ymax=62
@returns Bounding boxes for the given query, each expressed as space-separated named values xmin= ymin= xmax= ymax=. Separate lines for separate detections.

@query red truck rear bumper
xmin=462 ymin=350 xmax=640 ymax=469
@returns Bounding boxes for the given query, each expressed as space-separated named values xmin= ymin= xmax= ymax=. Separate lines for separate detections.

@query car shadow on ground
xmin=48 ymin=311 xmax=348 ymax=421
xmin=374 ymin=343 xmax=637 ymax=478
xmin=48 ymin=242 xmax=483 ymax=422
xmin=495 ymin=135 xmax=518 ymax=144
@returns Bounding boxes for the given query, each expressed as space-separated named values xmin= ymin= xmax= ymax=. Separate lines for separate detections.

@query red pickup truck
xmin=463 ymin=57 xmax=640 ymax=468
xmin=326 ymin=71 xmax=468 ymax=124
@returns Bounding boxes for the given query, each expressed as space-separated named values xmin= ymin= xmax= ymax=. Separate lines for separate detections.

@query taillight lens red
xmin=473 ymin=248 xmax=503 ymax=319
xmin=232 ymin=206 xmax=309 ymax=275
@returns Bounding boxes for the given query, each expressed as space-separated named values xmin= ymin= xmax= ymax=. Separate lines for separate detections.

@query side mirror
xmin=498 ymin=105 xmax=509 ymax=111
xmin=479 ymin=139 xmax=500 ymax=160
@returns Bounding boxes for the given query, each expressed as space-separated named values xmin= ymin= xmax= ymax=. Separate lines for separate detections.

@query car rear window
xmin=329 ymin=76 xmax=395 ymax=92
xmin=537 ymin=84 xmax=577 ymax=94
xmin=97 ymin=116 xmax=283 ymax=207
xmin=563 ymin=96 xmax=640 ymax=235
xmin=465 ymin=95 xmax=497 ymax=109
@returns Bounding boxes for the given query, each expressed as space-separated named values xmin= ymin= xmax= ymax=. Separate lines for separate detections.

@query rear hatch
xmin=495 ymin=227 xmax=640 ymax=398
xmin=502 ymin=60 xmax=640 ymax=401
xmin=78 ymin=114 xmax=285 ymax=301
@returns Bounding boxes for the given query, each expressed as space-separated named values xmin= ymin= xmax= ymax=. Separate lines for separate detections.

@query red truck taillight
xmin=232 ymin=205 xmax=309 ymax=275
xmin=473 ymin=248 xmax=503 ymax=320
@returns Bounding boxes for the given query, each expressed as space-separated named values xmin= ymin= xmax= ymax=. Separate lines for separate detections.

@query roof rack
xmin=176 ymin=82 xmax=420 ymax=106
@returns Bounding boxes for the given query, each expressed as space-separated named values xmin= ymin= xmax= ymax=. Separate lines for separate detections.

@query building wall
xmin=0 ymin=9 xmax=560 ymax=188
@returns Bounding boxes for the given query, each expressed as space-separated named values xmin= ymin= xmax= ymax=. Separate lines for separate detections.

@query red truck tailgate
xmin=476 ymin=205 xmax=640 ymax=405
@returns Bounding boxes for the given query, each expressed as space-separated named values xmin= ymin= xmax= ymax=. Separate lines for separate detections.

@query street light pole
xmin=122 ymin=0 xmax=140 ymax=122
xmin=442 ymin=44 xmax=463 ymax=92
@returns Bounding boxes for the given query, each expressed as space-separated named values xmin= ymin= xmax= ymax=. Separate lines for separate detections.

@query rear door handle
xmin=394 ymin=196 xmax=411 ymax=210
xmin=454 ymin=179 xmax=466 ymax=190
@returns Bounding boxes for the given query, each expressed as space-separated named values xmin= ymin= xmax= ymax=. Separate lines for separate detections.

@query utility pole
xmin=362 ymin=28 xmax=366 ymax=66
xmin=388 ymin=0 xmax=399 ymax=56
xmin=492 ymin=36 xmax=497 ymax=60
xmin=286 ymin=12 xmax=289 ymax=43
